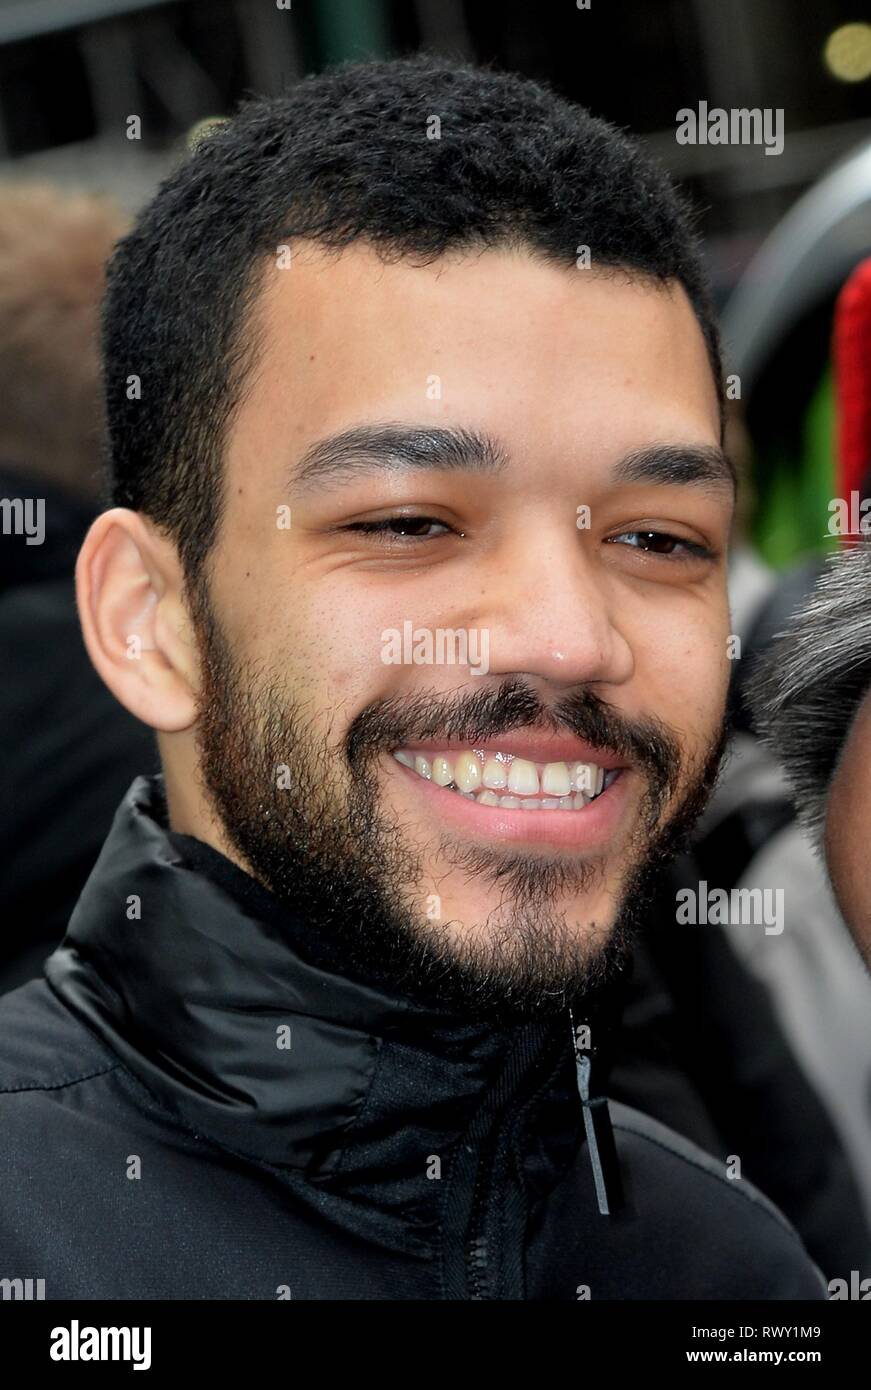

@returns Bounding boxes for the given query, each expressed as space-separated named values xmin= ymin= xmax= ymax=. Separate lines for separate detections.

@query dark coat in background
xmin=0 ymin=465 xmax=156 ymax=991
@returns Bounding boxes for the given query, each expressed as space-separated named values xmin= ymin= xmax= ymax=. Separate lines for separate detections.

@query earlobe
xmin=75 ymin=508 xmax=199 ymax=733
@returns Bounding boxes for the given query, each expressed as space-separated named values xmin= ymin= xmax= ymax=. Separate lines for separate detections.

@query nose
xmin=471 ymin=533 xmax=634 ymax=690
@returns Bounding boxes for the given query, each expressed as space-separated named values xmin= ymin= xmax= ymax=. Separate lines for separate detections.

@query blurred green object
xmin=752 ymin=364 xmax=839 ymax=568
xmin=313 ymin=0 xmax=392 ymax=66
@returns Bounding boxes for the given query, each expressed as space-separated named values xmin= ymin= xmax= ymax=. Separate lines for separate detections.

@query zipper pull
xmin=570 ymin=1011 xmax=624 ymax=1217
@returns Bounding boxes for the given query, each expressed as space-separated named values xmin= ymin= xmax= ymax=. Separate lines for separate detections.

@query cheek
xmin=631 ymin=602 xmax=730 ymax=739
xmin=211 ymin=530 xmax=428 ymax=747
xmin=283 ymin=581 xmax=432 ymax=722
xmin=825 ymin=767 xmax=871 ymax=948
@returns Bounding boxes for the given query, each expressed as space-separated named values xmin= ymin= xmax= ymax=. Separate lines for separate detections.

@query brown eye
xmin=345 ymin=515 xmax=454 ymax=541
xmin=385 ymin=517 xmax=446 ymax=538
xmin=607 ymin=531 xmax=710 ymax=559
xmin=630 ymin=532 xmax=678 ymax=554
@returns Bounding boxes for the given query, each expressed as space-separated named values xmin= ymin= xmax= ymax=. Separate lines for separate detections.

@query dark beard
xmin=190 ymin=585 xmax=727 ymax=1023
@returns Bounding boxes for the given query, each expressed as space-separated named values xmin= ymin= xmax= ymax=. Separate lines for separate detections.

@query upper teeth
xmin=393 ymin=749 xmax=606 ymax=798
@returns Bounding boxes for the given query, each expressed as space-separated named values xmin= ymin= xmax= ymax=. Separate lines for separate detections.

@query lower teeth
xmin=452 ymin=784 xmax=603 ymax=811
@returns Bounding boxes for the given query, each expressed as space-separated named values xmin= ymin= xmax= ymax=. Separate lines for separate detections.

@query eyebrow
xmin=614 ymin=442 xmax=736 ymax=494
xmin=291 ymin=424 xmax=508 ymax=493
xmin=288 ymin=424 xmax=736 ymax=496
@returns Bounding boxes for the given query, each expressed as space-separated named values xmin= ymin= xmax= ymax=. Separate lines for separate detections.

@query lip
xmin=388 ymin=757 xmax=634 ymax=850
xmin=395 ymin=735 xmax=630 ymax=770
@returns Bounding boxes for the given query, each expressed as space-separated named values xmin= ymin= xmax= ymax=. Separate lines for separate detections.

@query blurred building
xmin=0 ymin=1 xmax=867 ymax=241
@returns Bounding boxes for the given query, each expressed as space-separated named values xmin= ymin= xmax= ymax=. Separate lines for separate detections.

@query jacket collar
xmin=45 ymin=775 xmax=628 ymax=1253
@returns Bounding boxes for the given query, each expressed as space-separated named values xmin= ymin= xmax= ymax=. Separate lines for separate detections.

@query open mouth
xmin=392 ymin=747 xmax=621 ymax=811
xmin=388 ymin=739 xmax=633 ymax=850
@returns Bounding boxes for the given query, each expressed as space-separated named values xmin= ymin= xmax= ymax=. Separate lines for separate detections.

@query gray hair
xmin=746 ymin=542 xmax=871 ymax=842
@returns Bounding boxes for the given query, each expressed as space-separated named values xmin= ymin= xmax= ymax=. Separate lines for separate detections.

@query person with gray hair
xmin=749 ymin=540 xmax=871 ymax=967
xmin=746 ymin=542 xmax=871 ymax=1235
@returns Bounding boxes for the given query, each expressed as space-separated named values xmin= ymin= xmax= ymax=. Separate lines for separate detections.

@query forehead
xmin=228 ymin=242 xmax=721 ymax=489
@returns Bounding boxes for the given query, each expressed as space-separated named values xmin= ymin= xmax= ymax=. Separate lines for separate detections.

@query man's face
xmin=188 ymin=244 xmax=732 ymax=1017
xmin=825 ymin=691 xmax=871 ymax=964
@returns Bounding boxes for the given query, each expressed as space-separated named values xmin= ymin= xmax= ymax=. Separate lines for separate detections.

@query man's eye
xmin=607 ymin=531 xmax=711 ymax=558
xmin=343 ymin=516 xmax=454 ymax=541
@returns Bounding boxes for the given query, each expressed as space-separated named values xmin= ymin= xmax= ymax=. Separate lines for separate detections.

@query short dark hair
xmin=747 ymin=543 xmax=871 ymax=841
xmin=102 ymin=54 xmax=724 ymax=587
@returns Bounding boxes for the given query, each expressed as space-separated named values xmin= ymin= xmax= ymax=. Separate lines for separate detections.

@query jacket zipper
xmin=460 ymin=1027 xmax=573 ymax=1299
xmin=451 ymin=1009 xmax=622 ymax=1297
xmin=464 ymin=1139 xmax=496 ymax=1299
xmin=569 ymin=1006 xmax=623 ymax=1216
xmin=466 ymin=1233 xmax=489 ymax=1300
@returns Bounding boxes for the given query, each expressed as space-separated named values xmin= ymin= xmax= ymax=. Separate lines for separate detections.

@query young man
xmin=0 ymin=56 xmax=824 ymax=1300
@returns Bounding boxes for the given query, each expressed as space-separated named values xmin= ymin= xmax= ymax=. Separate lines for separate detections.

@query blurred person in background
xmin=666 ymin=245 xmax=871 ymax=1228
xmin=607 ymin=392 xmax=871 ymax=1258
xmin=749 ymin=539 xmax=871 ymax=967
xmin=0 ymin=183 xmax=157 ymax=992
xmin=747 ymin=535 xmax=871 ymax=1295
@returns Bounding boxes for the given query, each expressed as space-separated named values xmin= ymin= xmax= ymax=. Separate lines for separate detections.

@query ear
xmin=76 ymin=508 xmax=199 ymax=732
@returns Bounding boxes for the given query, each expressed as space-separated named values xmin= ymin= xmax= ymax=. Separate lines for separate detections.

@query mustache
xmin=346 ymin=678 xmax=682 ymax=798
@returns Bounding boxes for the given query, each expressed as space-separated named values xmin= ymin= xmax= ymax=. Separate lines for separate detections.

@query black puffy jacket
xmin=0 ymin=777 xmax=825 ymax=1300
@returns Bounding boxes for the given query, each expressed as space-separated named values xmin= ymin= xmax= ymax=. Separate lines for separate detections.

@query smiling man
xmin=0 ymin=57 xmax=824 ymax=1300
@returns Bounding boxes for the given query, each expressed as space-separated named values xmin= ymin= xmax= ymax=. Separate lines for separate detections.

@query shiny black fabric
xmin=0 ymin=777 xmax=826 ymax=1298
